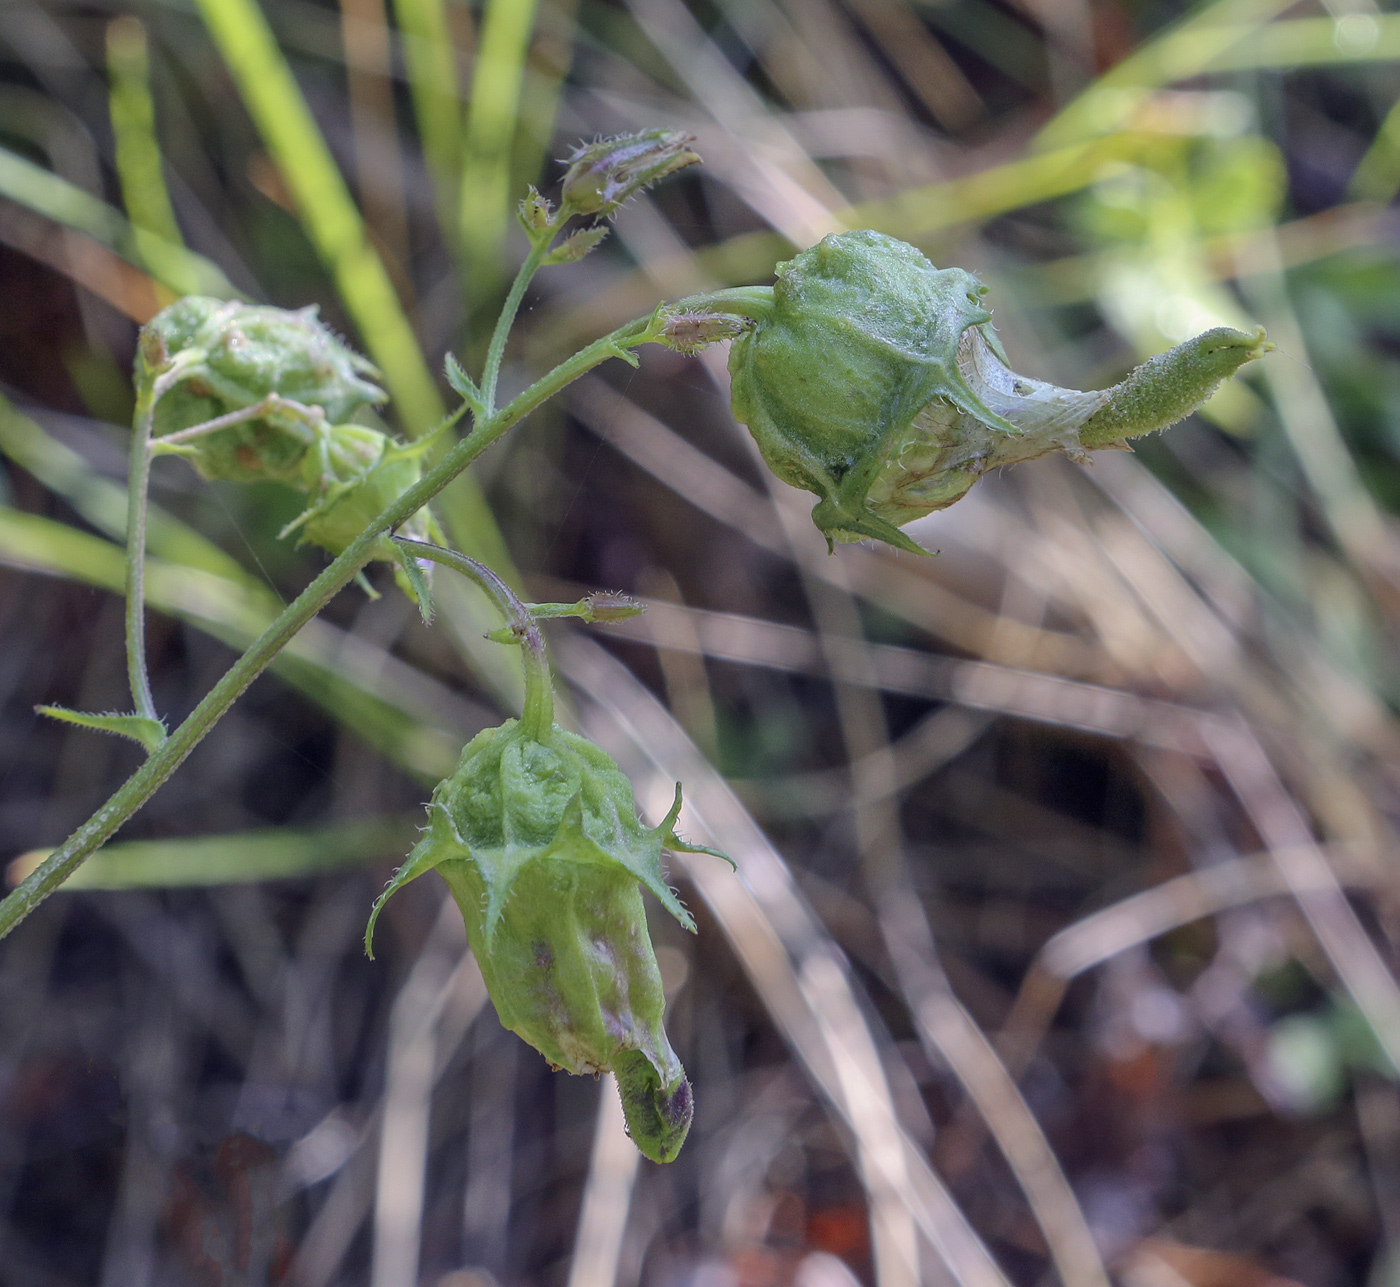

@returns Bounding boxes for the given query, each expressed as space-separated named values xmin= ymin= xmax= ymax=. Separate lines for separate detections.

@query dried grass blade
xmin=1203 ymin=715 xmax=1400 ymax=1077
xmin=558 ymin=633 xmax=1013 ymax=1287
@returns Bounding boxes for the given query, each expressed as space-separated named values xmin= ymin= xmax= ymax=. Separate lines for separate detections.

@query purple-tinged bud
xmin=559 ymin=131 xmax=700 ymax=219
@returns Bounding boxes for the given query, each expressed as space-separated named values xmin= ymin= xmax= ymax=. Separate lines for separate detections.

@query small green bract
xmin=366 ymin=717 xmax=728 ymax=1164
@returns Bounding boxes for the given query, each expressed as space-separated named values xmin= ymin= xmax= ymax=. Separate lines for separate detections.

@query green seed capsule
xmin=138 ymin=297 xmax=386 ymax=483
xmin=727 ymin=230 xmax=1269 ymax=553
xmin=366 ymin=719 xmax=727 ymax=1163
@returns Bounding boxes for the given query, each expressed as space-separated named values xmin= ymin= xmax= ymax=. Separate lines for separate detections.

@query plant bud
xmin=138 ymin=297 xmax=386 ymax=483
xmin=584 ymin=591 xmax=644 ymax=623
xmin=658 ymin=307 xmax=753 ymax=355
xmin=559 ymin=130 xmax=700 ymax=219
xmin=727 ymin=230 xmax=1268 ymax=553
xmin=518 ymin=186 xmax=554 ymax=233
xmin=366 ymin=718 xmax=728 ymax=1162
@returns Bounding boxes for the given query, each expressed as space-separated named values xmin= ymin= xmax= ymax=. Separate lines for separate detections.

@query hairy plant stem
xmin=394 ymin=538 xmax=554 ymax=737
xmin=481 ymin=237 xmax=549 ymax=412
xmin=125 ymin=376 xmax=160 ymax=720
xmin=0 ymin=312 xmax=659 ymax=941
xmin=125 ymin=359 xmax=199 ymax=721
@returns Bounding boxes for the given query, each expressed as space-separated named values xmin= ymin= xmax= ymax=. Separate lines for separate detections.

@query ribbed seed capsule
xmin=727 ymin=230 xmax=1269 ymax=553
xmin=139 ymin=296 xmax=386 ymax=483
xmin=366 ymin=718 xmax=727 ymax=1164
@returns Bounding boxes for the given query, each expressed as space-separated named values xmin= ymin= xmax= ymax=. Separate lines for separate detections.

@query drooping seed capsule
xmin=366 ymin=718 xmax=728 ymax=1163
xmin=726 ymin=230 xmax=1270 ymax=553
xmin=138 ymin=297 xmax=386 ymax=484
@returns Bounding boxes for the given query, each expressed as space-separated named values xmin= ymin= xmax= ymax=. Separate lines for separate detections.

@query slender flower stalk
xmin=0 ymin=312 xmax=664 ymax=940
xmin=481 ymin=238 xmax=551 ymax=413
xmin=125 ymin=356 xmax=201 ymax=721
xmin=394 ymin=538 xmax=554 ymax=737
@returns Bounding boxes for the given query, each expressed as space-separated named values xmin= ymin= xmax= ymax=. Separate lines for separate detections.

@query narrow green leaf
xmin=107 ymin=16 xmax=186 ymax=286
xmin=0 ymin=144 xmax=237 ymax=299
xmin=193 ymin=0 xmax=444 ymax=435
xmin=36 ymin=706 xmax=168 ymax=752
xmin=7 ymin=817 xmax=417 ymax=890
xmin=458 ymin=0 xmax=541 ymax=282
xmin=392 ymin=540 xmax=435 ymax=624
xmin=390 ymin=0 xmax=463 ymax=245
xmin=443 ymin=352 xmax=484 ymax=407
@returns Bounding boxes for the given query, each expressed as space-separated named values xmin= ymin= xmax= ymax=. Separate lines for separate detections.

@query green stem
xmin=669 ymin=285 xmax=776 ymax=322
xmin=394 ymin=538 xmax=554 ymax=736
xmin=0 ymin=312 xmax=660 ymax=942
xmin=125 ymin=375 xmax=159 ymax=721
xmin=481 ymin=237 xmax=550 ymax=412
xmin=153 ymin=394 xmax=324 ymax=448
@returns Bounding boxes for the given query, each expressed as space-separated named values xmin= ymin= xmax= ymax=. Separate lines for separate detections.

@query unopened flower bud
xmin=584 ymin=591 xmax=644 ymax=623
xmin=559 ymin=130 xmax=700 ymax=219
xmin=541 ymin=226 xmax=610 ymax=267
xmin=138 ymin=297 xmax=386 ymax=484
xmin=658 ymin=307 xmax=753 ymax=355
xmin=518 ymin=186 xmax=554 ymax=233
xmin=366 ymin=718 xmax=729 ymax=1163
xmin=727 ymin=230 xmax=1269 ymax=553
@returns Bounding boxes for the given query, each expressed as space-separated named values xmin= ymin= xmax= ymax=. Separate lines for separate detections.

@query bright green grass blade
xmin=0 ymin=144 xmax=237 ymax=298
xmin=458 ymin=0 xmax=540 ymax=286
xmin=7 ymin=817 xmax=417 ymax=889
xmin=0 ymin=391 xmax=522 ymax=748
xmin=511 ymin=0 xmax=580 ymax=222
xmin=0 ymin=394 xmax=259 ymax=583
xmin=391 ymin=0 xmax=463 ymax=247
xmin=192 ymin=0 xmax=525 ymax=705
xmin=1038 ymin=2 xmax=1397 ymax=148
xmin=193 ymin=0 xmax=443 ymax=434
xmin=107 ymin=15 xmax=186 ymax=289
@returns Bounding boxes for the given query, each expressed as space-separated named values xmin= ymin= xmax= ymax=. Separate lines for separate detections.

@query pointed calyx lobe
xmin=366 ymin=717 xmax=728 ymax=1164
xmin=726 ymin=230 xmax=1269 ymax=553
